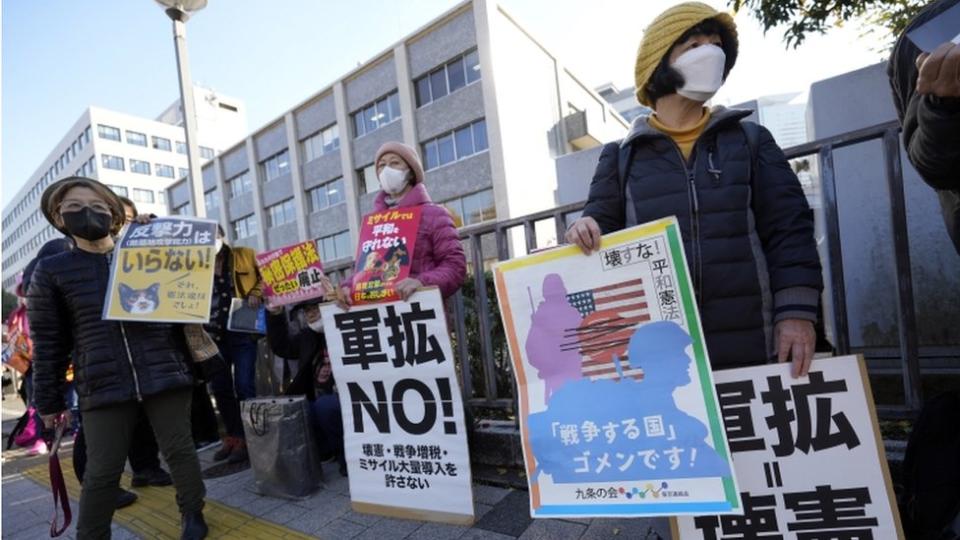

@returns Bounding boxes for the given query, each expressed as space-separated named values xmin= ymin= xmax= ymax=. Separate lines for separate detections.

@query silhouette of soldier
xmin=525 ymin=273 xmax=584 ymax=402
xmin=527 ymin=320 xmax=730 ymax=483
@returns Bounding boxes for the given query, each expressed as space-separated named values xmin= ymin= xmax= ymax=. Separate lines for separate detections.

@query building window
xmin=307 ymin=177 xmax=345 ymax=212
xmin=102 ymin=154 xmax=125 ymax=171
xmin=267 ymin=199 xmax=296 ymax=227
xmin=172 ymin=201 xmax=192 ymax=216
xmin=415 ymin=49 xmax=481 ymax=107
xmin=126 ymin=130 xmax=147 ymax=146
xmin=84 ymin=126 xmax=91 ymax=144
xmin=108 ymin=184 xmax=128 ymax=197
xmin=351 ymin=90 xmax=400 ymax=138
xmin=98 ymin=124 xmax=121 ymax=141
xmin=422 ymin=119 xmax=488 ymax=170
xmin=155 ymin=164 xmax=175 ymax=178
xmin=233 ymin=214 xmax=258 ymax=239
xmin=227 ymin=171 xmax=253 ymax=198
xmin=356 ymin=164 xmax=379 ymax=195
xmin=158 ymin=191 xmax=166 ymax=205
xmin=443 ymin=188 xmax=496 ymax=228
xmin=87 ymin=156 xmax=96 ymax=175
xmin=301 ymin=124 xmax=340 ymax=163
xmin=152 ymin=136 xmax=172 ymax=151
xmin=179 ymin=168 xmax=189 ymax=179
xmin=176 ymin=141 xmax=187 ymax=154
xmin=204 ymin=189 xmax=219 ymax=214
xmin=261 ymin=149 xmax=290 ymax=181
xmin=130 ymin=159 xmax=151 ymax=175
xmin=319 ymin=231 xmax=351 ymax=262
xmin=200 ymin=146 xmax=215 ymax=159
xmin=133 ymin=188 xmax=155 ymax=204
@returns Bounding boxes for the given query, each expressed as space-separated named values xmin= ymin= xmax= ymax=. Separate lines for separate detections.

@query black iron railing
xmin=327 ymin=121 xmax=957 ymax=420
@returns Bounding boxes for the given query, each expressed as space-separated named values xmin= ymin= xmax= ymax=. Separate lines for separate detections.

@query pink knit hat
xmin=374 ymin=141 xmax=425 ymax=185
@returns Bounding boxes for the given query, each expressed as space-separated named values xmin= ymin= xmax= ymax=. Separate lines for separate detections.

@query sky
xmin=1 ymin=0 xmax=889 ymax=208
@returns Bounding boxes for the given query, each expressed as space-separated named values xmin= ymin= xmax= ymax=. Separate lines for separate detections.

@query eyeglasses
xmin=59 ymin=201 xmax=112 ymax=215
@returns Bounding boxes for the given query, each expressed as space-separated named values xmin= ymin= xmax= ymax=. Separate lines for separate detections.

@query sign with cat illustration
xmin=103 ymin=217 xmax=218 ymax=323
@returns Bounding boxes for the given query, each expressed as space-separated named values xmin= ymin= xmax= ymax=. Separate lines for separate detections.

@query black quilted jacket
xmin=582 ymin=107 xmax=823 ymax=369
xmin=26 ymin=248 xmax=194 ymax=415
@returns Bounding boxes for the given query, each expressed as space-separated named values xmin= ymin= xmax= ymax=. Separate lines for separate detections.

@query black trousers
xmin=190 ymin=383 xmax=220 ymax=443
xmin=73 ymin=405 xmax=161 ymax=483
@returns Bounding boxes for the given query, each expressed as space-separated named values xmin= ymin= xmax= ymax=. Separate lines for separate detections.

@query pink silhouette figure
xmin=525 ymin=274 xmax=583 ymax=402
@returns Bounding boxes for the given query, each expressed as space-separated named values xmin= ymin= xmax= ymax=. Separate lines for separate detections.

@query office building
xmin=595 ymin=83 xmax=649 ymax=123
xmin=165 ymin=0 xmax=628 ymax=263
xmin=1 ymin=88 xmax=246 ymax=291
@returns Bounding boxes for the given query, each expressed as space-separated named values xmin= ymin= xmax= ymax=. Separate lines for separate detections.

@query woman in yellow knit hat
xmin=566 ymin=2 xmax=823 ymax=378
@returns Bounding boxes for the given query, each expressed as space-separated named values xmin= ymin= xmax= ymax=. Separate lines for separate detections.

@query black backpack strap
xmin=741 ymin=121 xmax=761 ymax=184
xmin=616 ymin=141 xmax=639 ymax=227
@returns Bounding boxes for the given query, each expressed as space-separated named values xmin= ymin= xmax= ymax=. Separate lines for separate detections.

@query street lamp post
xmin=156 ymin=0 xmax=208 ymax=218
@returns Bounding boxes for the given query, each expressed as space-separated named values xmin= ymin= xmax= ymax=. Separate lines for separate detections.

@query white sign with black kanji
xmin=321 ymin=288 xmax=474 ymax=525
xmin=672 ymin=355 xmax=903 ymax=539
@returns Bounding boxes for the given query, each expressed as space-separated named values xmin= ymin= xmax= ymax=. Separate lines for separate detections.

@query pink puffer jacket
xmin=349 ymin=183 xmax=467 ymax=299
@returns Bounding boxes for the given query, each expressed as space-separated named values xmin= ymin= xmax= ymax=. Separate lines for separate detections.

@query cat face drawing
xmin=119 ymin=283 xmax=160 ymax=314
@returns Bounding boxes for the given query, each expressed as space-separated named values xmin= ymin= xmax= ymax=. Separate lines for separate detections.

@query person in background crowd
xmin=28 ymin=177 xmax=208 ymax=539
xmin=265 ymin=293 xmax=347 ymax=477
xmin=205 ymin=225 xmax=264 ymax=464
xmin=3 ymin=274 xmax=49 ymax=457
xmin=889 ymin=0 xmax=960 ymax=254
xmin=888 ymin=3 xmax=960 ymax=537
xmin=190 ymin=379 xmax=222 ymax=452
xmin=565 ymin=2 xmax=823 ymax=377
xmin=337 ymin=141 xmax=467 ymax=306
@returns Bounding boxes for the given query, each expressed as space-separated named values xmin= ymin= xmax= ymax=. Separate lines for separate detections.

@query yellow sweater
xmin=648 ymin=109 xmax=711 ymax=161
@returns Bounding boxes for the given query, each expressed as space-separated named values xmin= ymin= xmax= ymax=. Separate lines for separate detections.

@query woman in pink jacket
xmin=340 ymin=141 xmax=467 ymax=304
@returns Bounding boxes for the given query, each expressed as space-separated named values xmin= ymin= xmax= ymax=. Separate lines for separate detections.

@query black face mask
xmin=61 ymin=208 xmax=113 ymax=241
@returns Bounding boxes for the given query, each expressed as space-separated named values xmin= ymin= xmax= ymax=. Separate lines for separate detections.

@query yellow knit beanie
xmin=634 ymin=2 xmax=738 ymax=107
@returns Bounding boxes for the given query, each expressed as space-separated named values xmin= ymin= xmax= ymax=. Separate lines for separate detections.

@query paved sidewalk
xmin=2 ymin=400 xmax=670 ymax=539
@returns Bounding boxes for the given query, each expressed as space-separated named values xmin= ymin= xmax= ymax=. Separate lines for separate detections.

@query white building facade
xmin=165 ymin=0 xmax=629 ymax=262
xmin=1 ymin=88 xmax=246 ymax=291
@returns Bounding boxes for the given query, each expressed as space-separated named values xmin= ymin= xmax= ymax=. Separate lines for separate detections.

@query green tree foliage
xmin=729 ymin=0 xmax=927 ymax=48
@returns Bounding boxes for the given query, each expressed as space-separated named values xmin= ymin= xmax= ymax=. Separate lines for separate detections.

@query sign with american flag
xmin=563 ymin=278 xmax=651 ymax=381
xmin=494 ymin=217 xmax=738 ymax=519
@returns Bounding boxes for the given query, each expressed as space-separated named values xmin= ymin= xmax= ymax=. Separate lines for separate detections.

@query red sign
xmin=351 ymin=207 xmax=423 ymax=304
xmin=255 ymin=240 xmax=326 ymax=308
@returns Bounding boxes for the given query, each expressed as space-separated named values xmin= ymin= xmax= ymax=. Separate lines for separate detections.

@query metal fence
xmin=328 ymin=121 xmax=957 ymax=421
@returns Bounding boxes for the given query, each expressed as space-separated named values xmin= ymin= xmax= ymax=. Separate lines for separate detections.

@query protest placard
xmin=350 ymin=207 xmax=422 ymax=305
xmin=320 ymin=287 xmax=474 ymax=524
xmin=493 ymin=216 xmax=740 ymax=518
xmin=103 ymin=217 xmax=217 ymax=323
xmin=672 ymin=355 xmax=904 ymax=539
xmin=907 ymin=0 xmax=960 ymax=52
xmin=255 ymin=240 xmax=326 ymax=309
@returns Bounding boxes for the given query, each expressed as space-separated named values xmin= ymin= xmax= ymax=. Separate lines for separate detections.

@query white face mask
xmin=307 ymin=319 xmax=324 ymax=333
xmin=378 ymin=166 xmax=409 ymax=195
xmin=672 ymin=44 xmax=726 ymax=103
xmin=215 ymin=239 xmax=224 ymax=252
